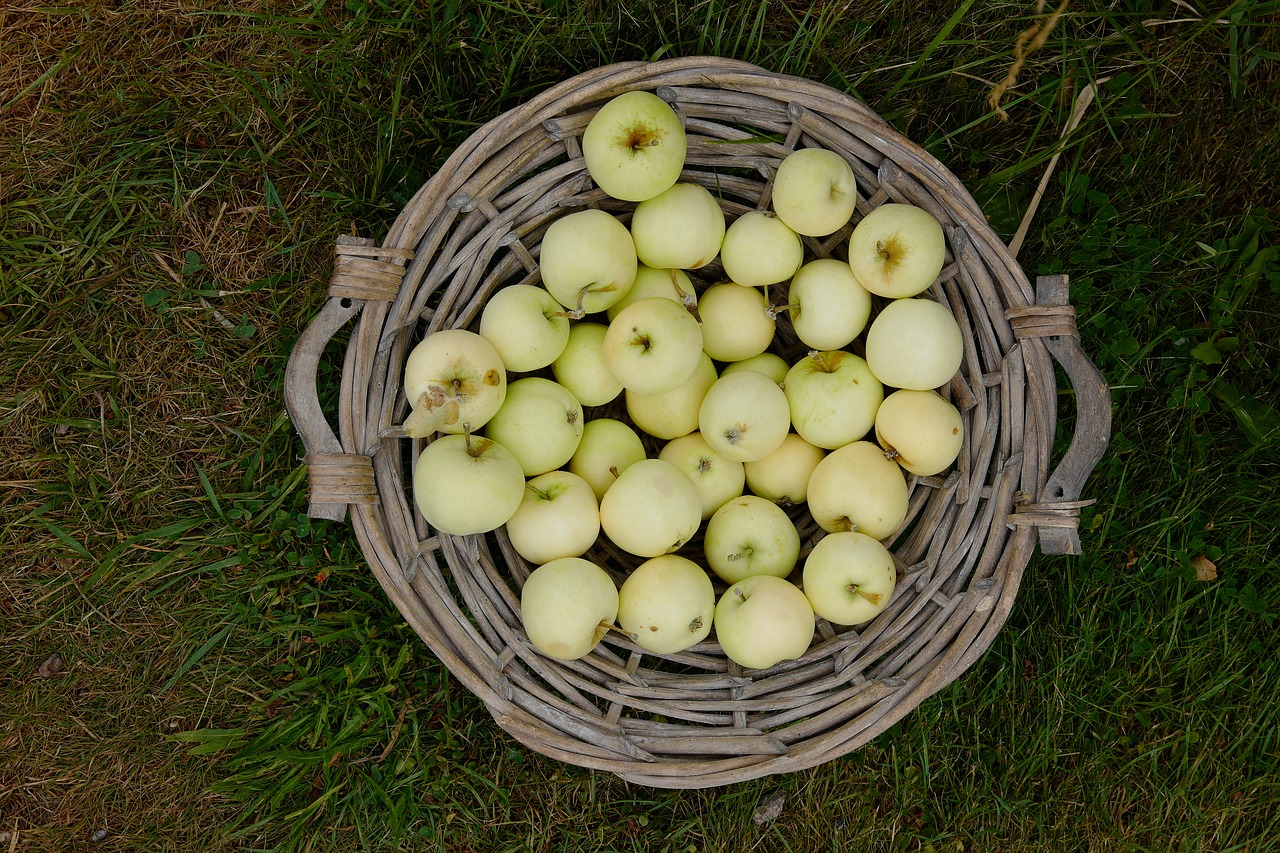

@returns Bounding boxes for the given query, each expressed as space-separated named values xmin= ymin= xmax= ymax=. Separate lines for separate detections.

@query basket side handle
xmin=284 ymin=235 xmax=412 ymax=521
xmin=1006 ymin=274 xmax=1113 ymax=555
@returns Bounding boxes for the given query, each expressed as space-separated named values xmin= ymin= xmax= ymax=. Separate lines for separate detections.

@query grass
xmin=3 ymin=0 xmax=1279 ymax=850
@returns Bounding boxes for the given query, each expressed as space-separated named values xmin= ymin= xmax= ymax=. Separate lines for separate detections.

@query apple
xmin=402 ymin=329 xmax=506 ymax=438
xmin=697 ymin=282 xmax=776 ymax=363
xmin=847 ymin=203 xmax=946 ymax=299
xmin=719 ymin=210 xmax=804 ymax=287
xmin=568 ymin=418 xmax=648 ymax=501
xmin=626 ymin=350 xmax=718 ymax=441
xmin=875 ymin=389 xmax=964 ymax=476
xmin=539 ymin=208 xmax=637 ymax=316
xmin=598 ymin=458 xmax=702 ymax=558
xmin=719 ymin=351 xmax=789 ymax=385
xmin=520 ymin=557 xmax=619 ymax=661
xmin=713 ymin=575 xmax=815 ymax=670
xmin=783 ymin=258 xmax=872 ymax=351
xmin=864 ymin=297 xmax=964 ymax=391
xmin=606 ymin=264 xmax=696 ymax=321
xmin=551 ymin=322 xmax=623 ymax=407
xmin=630 ymin=182 xmax=726 ymax=270
xmin=744 ymin=433 xmax=826 ymax=504
xmin=770 ymin=148 xmax=857 ymax=237
xmin=483 ymin=377 xmax=584 ymax=477
xmin=783 ymin=350 xmax=883 ymax=450
xmin=617 ymin=555 xmax=716 ymax=655
xmin=477 ymin=284 xmax=571 ymax=373
xmin=581 ymin=90 xmax=687 ymax=203
xmin=603 ymin=296 xmax=704 ymax=396
xmin=802 ymin=531 xmax=897 ymax=626
xmin=698 ymin=370 xmax=791 ymax=462
xmin=703 ymin=495 xmax=801 ymax=584
xmin=806 ymin=440 xmax=909 ymax=540
xmin=658 ymin=431 xmax=746 ymax=520
xmin=505 ymin=470 xmax=601 ymax=565
xmin=413 ymin=431 xmax=524 ymax=535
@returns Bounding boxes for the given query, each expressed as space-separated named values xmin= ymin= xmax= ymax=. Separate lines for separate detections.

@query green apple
xmin=744 ymin=433 xmax=826 ymax=504
xmin=551 ymin=322 xmax=623 ymax=407
xmin=598 ymin=458 xmax=702 ymax=558
xmin=875 ymin=389 xmax=964 ymax=476
xmin=630 ymin=182 xmax=726 ymax=270
xmin=617 ymin=555 xmax=716 ymax=655
xmin=802 ymin=531 xmax=897 ymax=625
xmin=719 ymin=210 xmax=804 ymax=287
xmin=520 ymin=557 xmax=618 ymax=661
xmin=847 ymin=203 xmax=946 ymax=299
xmin=413 ymin=431 xmax=524 ymax=535
xmin=697 ymin=282 xmax=776 ymax=363
xmin=806 ymin=440 xmax=909 ymax=540
xmin=783 ymin=350 xmax=883 ymax=450
xmin=770 ymin=148 xmax=857 ymax=237
xmin=582 ymin=90 xmax=687 ymax=203
xmin=505 ymin=471 xmax=601 ymax=565
xmin=477 ymin=284 xmax=571 ymax=373
xmin=605 ymin=264 xmax=694 ymax=321
xmin=698 ymin=370 xmax=791 ymax=463
xmin=603 ymin=296 xmax=704 ymax=396
xmin=864 ymin=297 xmax=964 ymax=391
xmin=784 ymin=258 xmax=872 ymax=351
xmin=402 ymin=329 xmax=506 ymax=438
xmin=483 ymin=377 xmax=583 ymax=477
xmin=720 ymin=351 xmax=789 ymax=385
xmin=713 ymin=575 xmax=815 ymax=670
xmin=658 ymin=431 xmax=746 ymax=520
xmin=703 ymin=495 xmax=801 ymax=584
xmin=539 ymin=208 xmax=637 ymax=316
xmin=568 ymin=418 xmax=647 ymax=502
xmin=625 ymin=350 xmax=718 ymax=441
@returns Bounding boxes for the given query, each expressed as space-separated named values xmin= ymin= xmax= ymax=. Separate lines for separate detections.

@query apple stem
xmin=602 ymin=622 xmax=637 ymax=641
xmin=462 ymin=422 xmax=492 ymax=457
xmin=883 ymin=446 xmax=900 ymax=461
xmin=556 ymin=288 xmax=589 ymax=321
xmin=525 ymin=482 xmax=551 ymax=500
xmin=766 ymin=303 xmax=798 ymax=319
xmin=734 ymin=587 xmax=746 ymax=601
xmin=608 ymin=465 xmax=620 ymax=480
xmin=848 ymin=586 xmax=883 ymax=605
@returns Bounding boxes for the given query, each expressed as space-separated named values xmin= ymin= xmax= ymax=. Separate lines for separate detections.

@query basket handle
xmin=283 ymin=235 xmax=413 ymax=521
xmin=1006 ymin=274 xmax=1113 ymax=556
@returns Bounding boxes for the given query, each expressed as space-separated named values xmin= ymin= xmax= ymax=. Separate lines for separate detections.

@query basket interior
xmin=347 ymin=59 xmax=1053 ymax=787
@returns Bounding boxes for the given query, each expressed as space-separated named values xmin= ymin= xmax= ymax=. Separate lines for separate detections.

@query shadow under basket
xmin=284 ymin=57 xmax=1111 ymax=789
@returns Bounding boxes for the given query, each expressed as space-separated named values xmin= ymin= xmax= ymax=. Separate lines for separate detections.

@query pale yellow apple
xmin=744 ymin=433 xmax=826 ymax=504
xmin=875 ymin=389 xmax=964 ymax=476
xmin=520 ymin=557 xmax=618 ymax=660
xmin=713 ymin=575 xmax=815 ymax=670
xmin=806 ymin=440 xmax=909 ymax=540
xmin=617 ymin=555 xmax=716 ymax=655
xmin=697 ymin=282 xmax=776 ymax=363
xmin=864 ymin=297 xmax=964 ymax=391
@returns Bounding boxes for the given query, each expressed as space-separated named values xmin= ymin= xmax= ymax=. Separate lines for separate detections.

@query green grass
xmin=3 ymin=1 xmax=1279 ymax=850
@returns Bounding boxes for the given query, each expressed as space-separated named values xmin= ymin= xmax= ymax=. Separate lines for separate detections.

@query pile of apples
xmin=403 ymin=91 xmax=966 ymax=670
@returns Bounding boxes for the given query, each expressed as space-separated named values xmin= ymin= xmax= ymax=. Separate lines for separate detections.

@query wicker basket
xmin=283 ymin=57 xmax=1111 ymax=788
